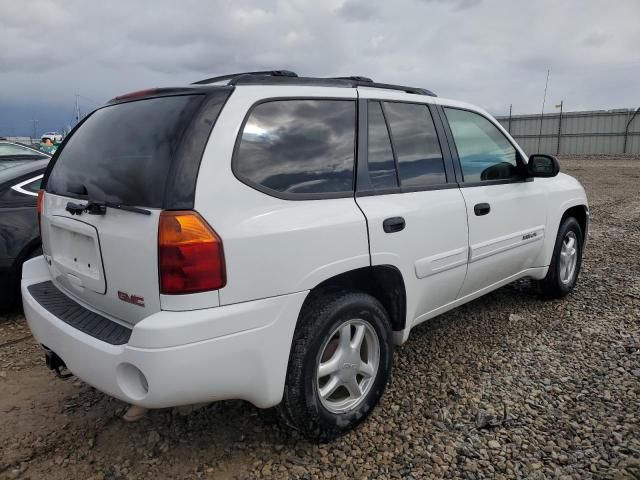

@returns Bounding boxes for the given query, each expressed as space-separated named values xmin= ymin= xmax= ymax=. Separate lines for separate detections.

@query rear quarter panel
xmin=194 ymin=86 xmax=370 ymax=305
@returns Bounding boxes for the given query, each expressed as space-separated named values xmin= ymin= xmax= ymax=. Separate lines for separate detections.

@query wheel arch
xmin=561 ymin=204 xmax=588 ymax=243
xmin=300 ymin=265 xmax=407 ymax=336
xmin=540 ymin=199 xmax=588 ymax=268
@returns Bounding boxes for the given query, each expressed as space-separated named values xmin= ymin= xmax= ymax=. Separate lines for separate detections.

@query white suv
xmin=22 ymin=71 xmax=588 ymax=439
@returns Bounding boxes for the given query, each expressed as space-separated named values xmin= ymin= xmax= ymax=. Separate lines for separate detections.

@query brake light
xmin=37 ymin=190 xmax=44 ymax=236
xmin=158 ymin=211 xmax=226 ymax=294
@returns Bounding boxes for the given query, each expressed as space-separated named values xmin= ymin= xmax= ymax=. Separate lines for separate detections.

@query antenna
xmin=537 ymin=69 xmax=550 ymax=152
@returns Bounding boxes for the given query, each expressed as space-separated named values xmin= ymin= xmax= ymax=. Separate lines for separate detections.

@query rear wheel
xmin=280 ymin=291 xmax=393 ymax=440
xmin=538 ymin=217 xmax=583 ymax=298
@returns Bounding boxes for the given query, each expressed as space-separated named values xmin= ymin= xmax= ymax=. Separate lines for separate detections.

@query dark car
xmin=0 ymin=158 xmax=50 ymax=307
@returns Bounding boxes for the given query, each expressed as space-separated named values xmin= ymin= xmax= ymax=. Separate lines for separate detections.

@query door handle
xmin=474 ymin=203 xmax=491 ymax=216
xmin=383 ymin=216 xmax=405 ymax=233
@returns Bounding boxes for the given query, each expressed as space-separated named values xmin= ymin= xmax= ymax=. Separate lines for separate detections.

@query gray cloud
xmin=418 ymin=0 xmax=482 ymax=11
xmin=0 ymin=0 xmax=639 ymax=135
xmin=336 ymin=0 xmax=379 ymax=21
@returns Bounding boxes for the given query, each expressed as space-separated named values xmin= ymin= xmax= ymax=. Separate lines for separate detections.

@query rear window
xmin=234 ymin=99 xmax=356 ymax=197
xmin=0 ymin=143 xmax=47 ymax=158
xmin=46 ymin=95 xmax=206 ymax=208
xmin=382 ymin=102 xmax=447 ymax=187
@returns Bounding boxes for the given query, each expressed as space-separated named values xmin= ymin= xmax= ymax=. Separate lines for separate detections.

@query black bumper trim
xmin=27 ymin=281 xmax=132 ymax=345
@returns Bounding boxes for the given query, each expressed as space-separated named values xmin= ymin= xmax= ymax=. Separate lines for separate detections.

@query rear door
xmin=355 ymin=94 xmax=469 ymax=327
xmin=441 ymin=107 xmax=547 ymax=297
xmin=40 ymin=91 xmax=229 ymax=324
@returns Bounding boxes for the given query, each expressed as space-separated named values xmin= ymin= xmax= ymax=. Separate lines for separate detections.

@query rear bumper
xmin=22 ymin=256 xmax=307 ymax=408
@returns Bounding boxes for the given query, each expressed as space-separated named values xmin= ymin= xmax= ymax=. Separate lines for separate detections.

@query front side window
xmin=235 ymin=99 xmax=356 ymax=196
xmin=383 ymin=102 xmax=447 ymax=187
xmin=444 ymin=108 xmax=520 ymax=182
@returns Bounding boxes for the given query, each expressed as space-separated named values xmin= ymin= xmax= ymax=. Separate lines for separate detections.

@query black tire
xmin=279 ymin=290 xmax=393 ymax=441
xmin=538 ymin=216 xmax=583 ymax=298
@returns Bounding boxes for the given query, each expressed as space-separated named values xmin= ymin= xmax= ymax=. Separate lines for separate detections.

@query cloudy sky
xmin=1 ymin=0 xmax=639 ymax=135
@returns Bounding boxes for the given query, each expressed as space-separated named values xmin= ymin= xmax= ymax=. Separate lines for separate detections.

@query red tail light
xmin=158 ymin=210 xmax=226 ymax=294
xmin=37 ymin=190 xmax=44 ymax=236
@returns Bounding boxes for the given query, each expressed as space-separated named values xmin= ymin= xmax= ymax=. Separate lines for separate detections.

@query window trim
xmin=362 ymin=100 xmax=400 ymax=191
xmin=356 ymin=99 xmax=458 ymax=197
xmin=378 ymin=101 xmax=402 ymax=188
xmin=440 ymin=105 xmax=529 ymax=187
xmin=11 ymin=174 xmax=43 ymax=197
xmin=231 ymin=96 xmax=358 ymax=201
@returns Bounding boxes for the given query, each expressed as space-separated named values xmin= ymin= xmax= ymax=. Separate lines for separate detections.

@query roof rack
xmin=191 ymin=71 xmax=436 ymax=96
xmin=330 ymin=76 xmax=374 ymax=83
xmin=192 ymin=70 xmax=298 ymax=85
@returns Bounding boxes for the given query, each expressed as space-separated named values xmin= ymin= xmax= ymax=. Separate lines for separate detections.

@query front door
xmin=441 ymin=107 xmax=547 ymax=298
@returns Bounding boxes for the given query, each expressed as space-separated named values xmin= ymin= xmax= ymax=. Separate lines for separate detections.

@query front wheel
xmin=538 ymin=216 xmax=584 ymax=298
xmin=280 ymin=291 xmax=393 ymax=440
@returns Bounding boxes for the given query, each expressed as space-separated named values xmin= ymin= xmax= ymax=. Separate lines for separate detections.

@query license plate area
xmin=48 ymin=215 xmax=106 ymax=294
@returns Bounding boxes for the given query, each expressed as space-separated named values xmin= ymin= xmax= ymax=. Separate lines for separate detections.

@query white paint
xmin=23 ymin=83 xmax=589 ymax=410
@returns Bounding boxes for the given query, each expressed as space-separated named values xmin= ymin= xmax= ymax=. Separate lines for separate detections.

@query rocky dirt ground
xmin=1 ymin=155 xmax=639 ymax=480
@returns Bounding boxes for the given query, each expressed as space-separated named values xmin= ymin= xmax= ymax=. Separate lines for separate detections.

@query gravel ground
xmin=1 ymin=155 xmax=639 ymax=480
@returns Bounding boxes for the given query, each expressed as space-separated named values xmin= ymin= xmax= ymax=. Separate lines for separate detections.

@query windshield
xmin=46 ymin=94 xmax=206 ymax=208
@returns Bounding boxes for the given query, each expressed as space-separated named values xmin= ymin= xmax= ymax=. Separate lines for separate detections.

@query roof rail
xmin=192 ymin=70 xmax=298 ymax=85
xmin=330 ymin=76 xmax=374 ymax=83
xmin=191 ymin=71 xmax=436 ymax=96
xmin=232 ymin=75 xmax=437 ymax=96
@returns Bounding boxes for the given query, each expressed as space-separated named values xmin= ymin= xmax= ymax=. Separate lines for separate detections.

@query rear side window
xmin=367 ymin=101 xmax=398 ymax=190
xmin=235 ymin=99 xmax=356 ymax=196
xmin=46 ymin=95 xmax=206 ymax=208
xmin=444 ymin=107 xmax=519 ymax=182
xmin=383 ymin=102 xmax=447 ymax=187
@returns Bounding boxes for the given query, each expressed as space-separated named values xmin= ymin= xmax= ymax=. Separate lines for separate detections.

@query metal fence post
xmin=556 ymin=100 xmax=563 ymax=155
xmin=623 ymin=107 xmax=639 ymax=154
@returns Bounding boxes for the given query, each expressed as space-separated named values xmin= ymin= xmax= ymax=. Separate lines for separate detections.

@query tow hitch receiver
xmin=43 ymin=346 xmax=73 ymax=379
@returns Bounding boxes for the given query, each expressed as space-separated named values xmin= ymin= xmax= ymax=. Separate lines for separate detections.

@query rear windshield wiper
xmin=66 ymin=199 xmax=151 ymax=216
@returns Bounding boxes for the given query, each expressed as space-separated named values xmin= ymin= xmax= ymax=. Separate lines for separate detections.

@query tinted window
xmin=445 ymin=108 xmax=519 ymax=182
xmin=235 ymin=100 xmax=355 ymax=195
xmin=47 ymin=95 xmax=205 ymax=208
xmin=383 ymin=102 xmax=446 ymax=187
xmin=367 ymin=102 xmax=398 ymax=190
xmin=0 ymin=143 xmax=40 ymax=157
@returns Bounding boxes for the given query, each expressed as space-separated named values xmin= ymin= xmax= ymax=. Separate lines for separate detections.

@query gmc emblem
xmin=118 ymin=290 xmax=145 ymax=307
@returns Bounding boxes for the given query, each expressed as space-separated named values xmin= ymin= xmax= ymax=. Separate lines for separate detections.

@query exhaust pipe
xmin=43 ymin=346 xmax=73 ymax=379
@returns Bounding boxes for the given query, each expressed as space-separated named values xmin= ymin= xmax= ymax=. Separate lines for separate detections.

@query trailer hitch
xmin=44 ymin=347 xmax=73 ymax=379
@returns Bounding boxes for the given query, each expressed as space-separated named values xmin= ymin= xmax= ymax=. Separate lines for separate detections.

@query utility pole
xmin=556 ymin=100 xmax=563 ymax=155
xmin=74 ymin=94 xmax=81 ymax=125
xmin=508 ymin=104 xmax=512 ymax=134
xmin=32 ymin=119 xmax=39 ymax=142
xmin=538 ymin=69 xmax=550 ymax=153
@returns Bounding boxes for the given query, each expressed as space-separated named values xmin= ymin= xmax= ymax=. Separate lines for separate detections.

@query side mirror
xmin=527 ymin=154 xmax=560 ymax=178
